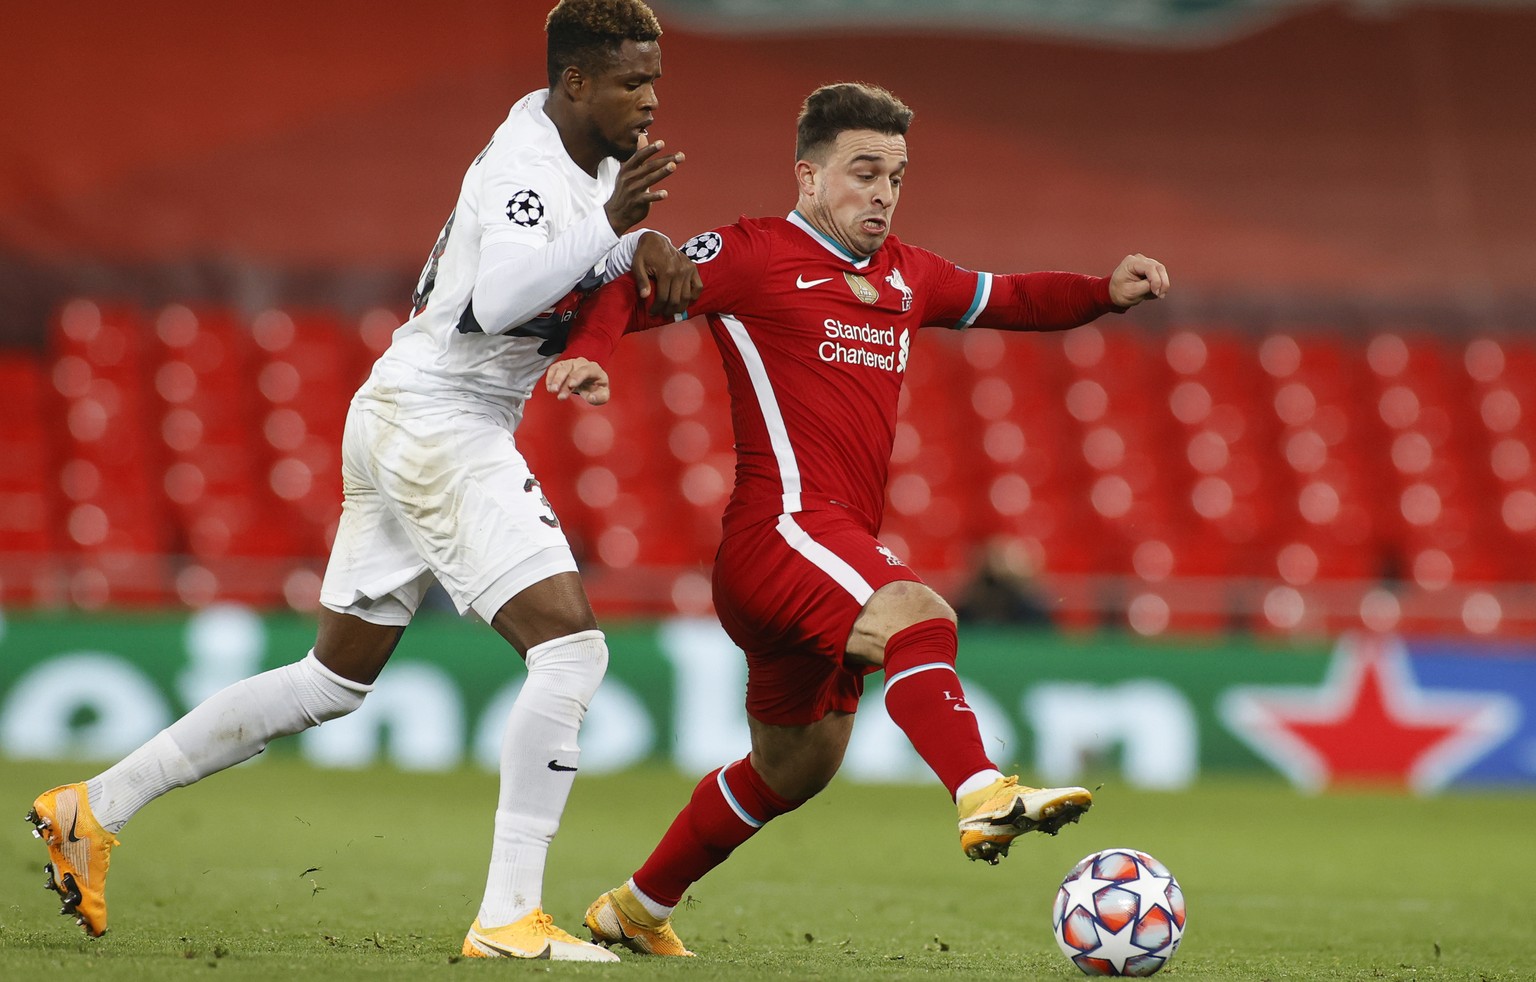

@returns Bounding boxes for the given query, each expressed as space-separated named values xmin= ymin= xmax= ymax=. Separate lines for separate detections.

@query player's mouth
xmin=635 ymin=118 xmax=654 ymax=138
xmin=860 ymin=217 xmax=887 ymax=234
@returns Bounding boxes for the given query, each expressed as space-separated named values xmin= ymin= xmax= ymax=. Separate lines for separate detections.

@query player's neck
xmin=796 ymin=200 xmax=874 ymax=261
xmin=543 ymin=97 xmax=604 ymax=177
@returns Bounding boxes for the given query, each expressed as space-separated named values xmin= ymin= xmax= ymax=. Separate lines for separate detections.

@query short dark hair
xmin=545 ymin=0 xmax=662 ymax=88
xmin=795 ymin=82 xmax=913 ymax=161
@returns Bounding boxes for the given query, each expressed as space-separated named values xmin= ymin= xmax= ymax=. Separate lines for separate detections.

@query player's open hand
xmin=545 ymin=357 xmax=611 ymax=406
xmin=1107 ymin=254 xmax=1170 ymax=308
xmin=606 ymin=136 xmax=684 ymax=234
xmin=633 ymin=232 xmax=702 ymax=319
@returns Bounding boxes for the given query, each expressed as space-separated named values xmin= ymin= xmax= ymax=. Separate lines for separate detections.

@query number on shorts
xmin=524 ymin=478 xmax=560 ymax=528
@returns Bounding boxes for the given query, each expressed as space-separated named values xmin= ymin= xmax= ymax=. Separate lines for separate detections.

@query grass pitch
xmin=2 ymin=757 xmax=1532 ymax=980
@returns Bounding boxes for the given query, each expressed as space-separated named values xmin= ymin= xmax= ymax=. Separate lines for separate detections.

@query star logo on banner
xmin=1218 ymin=633 xmax=1518 ymax=793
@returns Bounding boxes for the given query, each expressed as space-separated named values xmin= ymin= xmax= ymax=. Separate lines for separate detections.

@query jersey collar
xmin=787 ymin=211 xmax=873 ymax=269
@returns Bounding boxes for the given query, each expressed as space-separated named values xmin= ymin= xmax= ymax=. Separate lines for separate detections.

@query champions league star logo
xmin=682 ymin=231 xmax=723 ymax=263
xmin=506 ymin=189 xmax=545 ymax=227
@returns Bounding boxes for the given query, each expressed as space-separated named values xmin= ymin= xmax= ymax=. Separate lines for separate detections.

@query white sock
xmin=87 ymin=651 xmax=370 ymax=833
xmin=954 ymin=769 xmax=1007 ymax=802
xmin=477 ymin=630 xmax=607 ymax=927
xmin=628 ymin=877 xmax=675 ymax=921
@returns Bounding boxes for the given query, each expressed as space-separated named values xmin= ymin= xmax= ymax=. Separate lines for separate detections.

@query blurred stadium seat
xmin=3 ymin=299 xmax=1534 ymax=635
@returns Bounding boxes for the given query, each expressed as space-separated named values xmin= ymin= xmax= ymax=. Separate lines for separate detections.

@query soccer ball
xmin=1052 ymin=847 xmax=1186 ymax=977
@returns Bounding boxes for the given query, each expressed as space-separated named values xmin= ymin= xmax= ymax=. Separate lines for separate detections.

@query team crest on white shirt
xmin=506 ymin=189 xmax=545 ymax=227
xmin=682 ymin=231 xmax=723 ymax=263
xmin=886 ymin=267 xmax=913 ymax=311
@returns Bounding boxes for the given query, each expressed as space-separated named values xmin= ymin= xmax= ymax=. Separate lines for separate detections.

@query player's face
xmin=799 ymin=129 xmax=907 ymax=257
xmin=585 ymin=39 xmax=662 ymax=162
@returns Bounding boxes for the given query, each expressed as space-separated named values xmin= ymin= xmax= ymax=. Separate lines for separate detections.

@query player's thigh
xmin=364 ymin=407 xmax=582 ymax=625
xmin=319 ymin=405 xmax=439 ymax=632
xmin=714 ymin=509 xmax=925 ymax=662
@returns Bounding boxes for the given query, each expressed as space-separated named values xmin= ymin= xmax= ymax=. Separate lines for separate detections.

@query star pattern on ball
xmin=1054 ymin=848 xmax=1186 ymax=977
xmin=1118 ymin=861 xmax=1177 ymax=920
xmin=1077 ymin=913 xmax=1148 ymax=975
xmin=1059 ymin=861 xmax=1118 ymax=919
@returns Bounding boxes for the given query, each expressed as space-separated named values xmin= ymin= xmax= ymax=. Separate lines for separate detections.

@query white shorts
xmin=318 ymin=400 xmax=578 ymax=626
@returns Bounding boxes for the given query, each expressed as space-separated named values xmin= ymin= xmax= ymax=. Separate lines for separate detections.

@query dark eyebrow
xmin=851 ymin=153 xmax=907 ymax=167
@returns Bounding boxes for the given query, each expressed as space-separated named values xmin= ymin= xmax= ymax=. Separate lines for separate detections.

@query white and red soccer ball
xmin=1052 ymin=847 xmax=1186 ymax=977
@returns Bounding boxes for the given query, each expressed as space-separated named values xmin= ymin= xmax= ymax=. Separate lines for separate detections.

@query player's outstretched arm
xmin=632 ymin=232 xmax=702 ymax=318
xmin=1107 ymin=253 xmax=1169 ymax=308
xmin=545 ymin=357 xmax=611 ymax=405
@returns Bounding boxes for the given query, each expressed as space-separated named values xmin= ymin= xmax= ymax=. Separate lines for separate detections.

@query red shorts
xmin=711 ymin=508 xmax=924 ymax=726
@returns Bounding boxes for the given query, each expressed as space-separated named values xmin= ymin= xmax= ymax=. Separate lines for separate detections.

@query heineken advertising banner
xmin=1 ymin=608 xmax=1532 ymax=794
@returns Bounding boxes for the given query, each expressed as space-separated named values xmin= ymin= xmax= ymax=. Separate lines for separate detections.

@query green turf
xmin=2 ymin=756 xmax=1532 ymax=980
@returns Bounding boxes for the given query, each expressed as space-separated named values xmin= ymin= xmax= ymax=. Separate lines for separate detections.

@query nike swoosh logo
xmin=547 ymin=760 xmax=578 ymax=772
xmin=796 ymin=275 xmax=833 ymax=289
xmin=67 ymin=813 xmax=81 ymax=842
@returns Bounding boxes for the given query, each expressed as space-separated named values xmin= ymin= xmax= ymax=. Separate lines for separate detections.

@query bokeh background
xmin=3 ymin=1 xmax=1535 ymax=797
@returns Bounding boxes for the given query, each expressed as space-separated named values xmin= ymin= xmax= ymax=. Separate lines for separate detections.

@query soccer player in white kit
xmin=26 ymin=0 xmax=698 ymax=961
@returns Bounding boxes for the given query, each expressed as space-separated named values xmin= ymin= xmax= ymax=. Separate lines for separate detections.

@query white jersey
xmin=358 ymin=89 xmax=628 ymax=418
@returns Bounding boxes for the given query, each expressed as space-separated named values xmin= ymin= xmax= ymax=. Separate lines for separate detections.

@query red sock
xmin=882 ymin=618 xmax=996 ymax=797
xmin=633 ymin=756 xmax=802 ymax=907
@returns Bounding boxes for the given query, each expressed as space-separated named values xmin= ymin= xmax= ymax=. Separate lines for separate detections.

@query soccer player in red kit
xmin=546 ymin=81 xmax=1169 ymax=957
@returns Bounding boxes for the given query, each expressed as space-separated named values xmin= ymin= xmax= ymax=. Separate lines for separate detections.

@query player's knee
xmin=770 ymin=765 xmax=835 ymax=802
xmin=852 ymin=583 xmax=956 ymax=663
xmin=292 ymin=652 xmax=372 ymax=724
xmin=524 ymin=629 xmax=608 ymax=709
xmin=751 ymin=747 xmax=842 ymax=801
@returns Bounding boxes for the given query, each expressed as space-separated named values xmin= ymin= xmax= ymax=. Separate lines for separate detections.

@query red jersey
xmin=564 ymin=212 xmax=1120 ymax=538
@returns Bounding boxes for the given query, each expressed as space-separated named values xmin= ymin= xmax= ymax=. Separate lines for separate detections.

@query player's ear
xmin=557 ymin=65 xmax=587 ymax=102
xmin=794 ymin=159 xmax=819 ymax=197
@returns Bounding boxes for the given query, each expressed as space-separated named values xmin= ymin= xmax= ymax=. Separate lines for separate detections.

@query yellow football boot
xmin=26 ymin=783 xmax=120 ymax=937
xmin=585 ymin=884 xmax=695 ymax=957
xmin=957 ymin=776 xmax=1092 ymax=864
xmin=462 ymin=908 xmax=619 ymax=961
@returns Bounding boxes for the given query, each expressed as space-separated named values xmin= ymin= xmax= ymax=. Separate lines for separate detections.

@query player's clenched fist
xmin=1107 ymin=253 xmax=1170 ymax=308
xmin=545 ymin=357 xmax=611 ymax=405
xmin=606 ymin=138 xmax=685 ymax=233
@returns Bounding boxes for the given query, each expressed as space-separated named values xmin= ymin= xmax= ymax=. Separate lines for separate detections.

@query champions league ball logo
xmin=506 ymin=189 xmax=545 ymax=227
xmin=681 ymin=231 xmax=723 ymax=264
